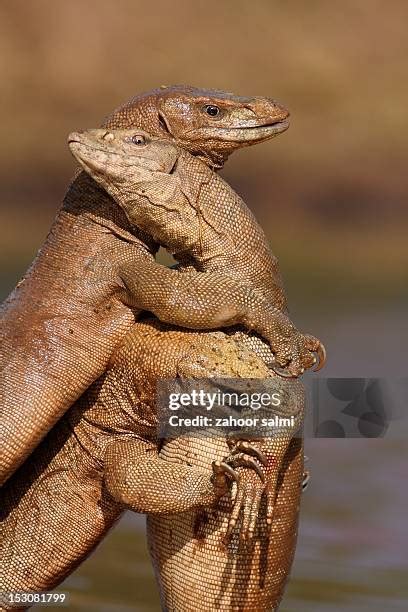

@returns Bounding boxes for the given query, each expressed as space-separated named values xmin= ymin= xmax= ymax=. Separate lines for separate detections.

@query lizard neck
xmin=63 ymin=171 xmax=158 ymax=254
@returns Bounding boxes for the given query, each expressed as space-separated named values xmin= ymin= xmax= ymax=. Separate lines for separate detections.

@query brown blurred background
xmin=1 ymin=1 xmax=407 ymax=610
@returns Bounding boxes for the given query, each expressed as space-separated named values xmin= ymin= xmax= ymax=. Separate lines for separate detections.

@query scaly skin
xmin=1 ymin=319 xmax=304 ymax=612
xmin=0 ymin=85 xmax=291 ymax=486
xmin=69 ymin=127 xmax=325 ymax=376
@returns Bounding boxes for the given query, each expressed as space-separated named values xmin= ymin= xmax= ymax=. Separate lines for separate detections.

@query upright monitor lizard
xmin=1 ymin=85 xmax=298 ymax=486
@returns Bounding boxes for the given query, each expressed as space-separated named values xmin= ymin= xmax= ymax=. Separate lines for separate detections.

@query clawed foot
xmin=268 ymin=333 xmax=326 ymax=378
xmin=211 ymin=459 xmax=240 ymax=498
xmin=212 ymin=440 xmax=270 ymax=543
xmin=212 ymin=441 xmax=310 ymax=541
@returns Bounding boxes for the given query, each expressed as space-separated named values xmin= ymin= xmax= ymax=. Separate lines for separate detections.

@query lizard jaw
xmin=186 ymin=119 xmax=290 ymax=143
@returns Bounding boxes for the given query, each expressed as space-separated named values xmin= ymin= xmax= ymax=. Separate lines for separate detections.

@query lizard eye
xmin=204 ymin=104 xmax=220 ymax=117
xmin=131 ymin=134 xmax=147 ymax=145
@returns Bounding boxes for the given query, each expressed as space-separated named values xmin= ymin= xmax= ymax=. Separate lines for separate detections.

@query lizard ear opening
xmin=158 ymin=112 xmax=172 ymax=137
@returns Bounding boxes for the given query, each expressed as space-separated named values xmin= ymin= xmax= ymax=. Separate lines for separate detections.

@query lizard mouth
xmin=68 ymin=139 xmax=115 ymax=176
xmin=69 ymin=141 xmax=107 ymax=175
xmin=187 ymin=119 xmax=290 ymax=143
xmin=212 ymin=119 xmax=290 ymax=142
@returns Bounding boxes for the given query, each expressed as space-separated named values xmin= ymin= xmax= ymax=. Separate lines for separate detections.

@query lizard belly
xmin=147 ymin=436 xmax=302 ymax=612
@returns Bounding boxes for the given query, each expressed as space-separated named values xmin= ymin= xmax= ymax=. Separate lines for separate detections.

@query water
xmin=285 ymin=437 xmax=407 ymax=611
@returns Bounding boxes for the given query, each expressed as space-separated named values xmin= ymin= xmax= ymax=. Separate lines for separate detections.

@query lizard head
xmin=103 ymin=85 xmax=289 ymax=169
xmin=68 ymin=128 xmax=179 ymax=186
xmin=68 ymin=128 xmax=196 ymax=246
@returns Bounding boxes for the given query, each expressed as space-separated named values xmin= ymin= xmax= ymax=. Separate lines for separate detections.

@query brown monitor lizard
xmin=0 ymin=85 xmax=294 ymax=486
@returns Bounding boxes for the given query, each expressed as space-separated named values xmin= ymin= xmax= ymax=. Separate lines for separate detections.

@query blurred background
xmin=1 ymin=1 xmax=406 ymax=610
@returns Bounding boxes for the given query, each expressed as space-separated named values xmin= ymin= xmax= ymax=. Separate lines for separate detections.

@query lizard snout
xmin=67 ymin=130 xmax=85 ymax=145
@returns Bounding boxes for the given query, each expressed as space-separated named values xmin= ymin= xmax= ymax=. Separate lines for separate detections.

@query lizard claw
xmin=224 ymin=453 xmax=266 ymax=483
xmin=302 ymin=455 xmax=310 ymax=491
xmin=212 ymin=460 xmax=240 ymax=482
xmin=302 ymin=470 xmax=310 ymax=491
xmin=313 ymin=342 xmax=327 ymax=371
xmin=228 ymin=440 xmax=268 ymax=466
xmin=211 ymin=460 xmax=240 ymax=498
xmin=271 ymin=363 xmax=297 ymax=378
xmin=266 ymin=356 xmax=297 ymax=378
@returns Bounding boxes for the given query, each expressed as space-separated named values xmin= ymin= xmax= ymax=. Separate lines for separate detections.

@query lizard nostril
xmin=102 ymin=131 xmax=115 ymax=142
